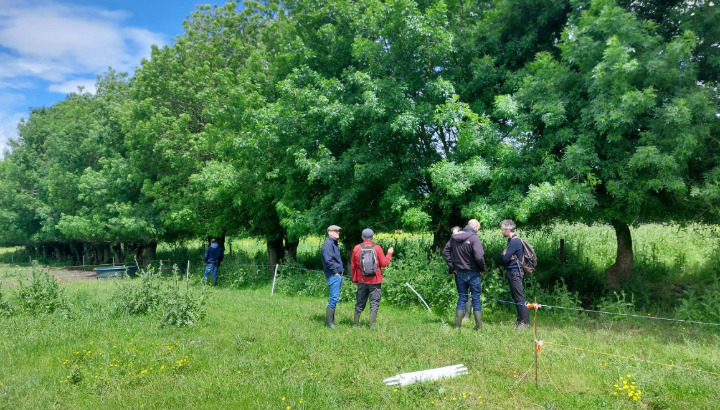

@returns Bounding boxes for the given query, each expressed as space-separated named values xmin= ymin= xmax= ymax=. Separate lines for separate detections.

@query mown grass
xmin=1 ymin=264 xmax=718 ymax=409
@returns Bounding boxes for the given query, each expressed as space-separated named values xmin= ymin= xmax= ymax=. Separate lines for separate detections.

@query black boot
xmin=464 ymin=301 xmax=472 ymax=320
xmin=354 ymin=310 xmax=361 ymax=327
xmin=369 ymin=311 xmax=377 ymax=328
xmin=474 ymin=310 xmax=482 ymax=331
xmin=212 ymin=277 xmax=217 ymax=287
xmin=455 ymin=310 xmax=464 ymax=329
xmin=326 ymin=307 xmax=335 ymax=329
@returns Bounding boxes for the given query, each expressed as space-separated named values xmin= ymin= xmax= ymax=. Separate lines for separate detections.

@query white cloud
xmin=0 ymin=0 xmax=166 ymax=89
xmin=47 ymin=78 xmax=97 ymax=94
xmin=0 ymin=111 xmax=24 ymax=159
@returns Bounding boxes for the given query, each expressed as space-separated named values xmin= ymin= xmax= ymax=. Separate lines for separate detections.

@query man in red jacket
xmin=351 ymin=228 xmax=394 ymax=328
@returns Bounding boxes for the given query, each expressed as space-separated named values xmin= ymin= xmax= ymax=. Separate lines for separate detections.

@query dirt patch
xmin=48 ymin=268 xmax=97 ymax=283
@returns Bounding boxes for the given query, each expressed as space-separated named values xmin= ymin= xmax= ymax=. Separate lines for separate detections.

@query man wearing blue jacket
xmin=501 ymin=220 xmax=530 ymax=328
xmin=321 ymin=225 xmax=343 ymax=329
xmin=203 ymin=238 xmax=224 ymax=286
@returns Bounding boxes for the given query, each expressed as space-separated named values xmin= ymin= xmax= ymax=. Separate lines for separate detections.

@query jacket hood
xmin=210 ymin=243 xmax=219 ymax=248
xmin=451 ymin=228 xmax=476 ymax=242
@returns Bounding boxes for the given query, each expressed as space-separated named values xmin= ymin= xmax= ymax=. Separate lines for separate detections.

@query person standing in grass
xmin=442 ymin=219 xmax=486 ymax=330
xmin=351 ymin=228 xmax=394 ymax=328
xmin=447 ymin=226 xmax=473 ymax=320
xmin=203 ymin=238 xmax=224 ymax=286
xmin=501 ymin=219 xmax=530 ymax=329
xmin=321 ymin=225 xmax=344 ymax=329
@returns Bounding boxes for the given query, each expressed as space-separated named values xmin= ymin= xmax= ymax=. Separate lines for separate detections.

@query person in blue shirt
xmin=501 ymin=220 xmax=530 ymax=328
xmin=321 ymin=225 xmax=344 ymax=329
xmin=203 ymin=238 xmax=224 ymax=286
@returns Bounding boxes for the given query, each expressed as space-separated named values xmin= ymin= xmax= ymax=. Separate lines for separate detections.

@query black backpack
xmin=359 ymin=244 xmax=378 ymax=276
xmin=516 ymin=237 xmax=538 ymax=274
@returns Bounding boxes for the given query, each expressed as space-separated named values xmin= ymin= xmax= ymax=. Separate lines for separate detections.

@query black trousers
xmin=506 ymin=269 xmax=530 ymax=324
xmin=355 ymin=283 xmax=382 ymax=313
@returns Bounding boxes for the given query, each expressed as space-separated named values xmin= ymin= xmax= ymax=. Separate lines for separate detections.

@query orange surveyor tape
xmin=535 ymin=340 xmax=544 ymax=353
xmin=526 ymin=302 xmax=541 ymax=310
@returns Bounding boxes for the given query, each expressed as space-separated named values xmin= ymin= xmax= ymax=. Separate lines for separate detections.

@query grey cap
xmin=327 ymin=225 xmax=341 ymax=232
xmin=362 ymin=228 xmax=374 ymax=238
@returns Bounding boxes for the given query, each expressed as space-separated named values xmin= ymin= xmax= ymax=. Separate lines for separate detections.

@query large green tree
xmin=490 ymin=0 xmax=719 ymax=288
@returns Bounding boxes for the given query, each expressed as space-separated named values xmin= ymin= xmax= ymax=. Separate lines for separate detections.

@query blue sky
xmin=0 ymin=0 xmax=209 ymax=157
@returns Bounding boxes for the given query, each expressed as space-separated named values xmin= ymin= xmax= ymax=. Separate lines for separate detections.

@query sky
xmin=0 ymin=0 xmax=207 ymax=157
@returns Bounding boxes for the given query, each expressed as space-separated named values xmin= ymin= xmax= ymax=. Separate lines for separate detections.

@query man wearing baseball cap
xmin=321 ymin=225 xmax=343 ymax=328
xmin=350 ymin=228 xmax=394 ymax=328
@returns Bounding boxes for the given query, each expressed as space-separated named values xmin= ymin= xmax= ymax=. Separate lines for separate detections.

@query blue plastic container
xmin=93 ymin=266 xmax=138 ymax=279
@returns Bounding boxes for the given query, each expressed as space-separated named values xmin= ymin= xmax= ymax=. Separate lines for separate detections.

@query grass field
xmin=1 ymin=263 xmax=718 ymax=409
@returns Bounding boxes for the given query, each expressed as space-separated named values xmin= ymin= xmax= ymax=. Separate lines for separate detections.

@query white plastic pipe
xmin=270 ymin=264 xmax=279 ymax=296
xmin=384 ymin=364 xmax=468 ymax=387
xmin=406 ymin=282 xmax=432 ymax=314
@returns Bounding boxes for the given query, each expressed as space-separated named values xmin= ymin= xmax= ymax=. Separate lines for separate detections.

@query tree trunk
xmin=267 ymin=237 xmax=285 ymax=271
xmin=216 ymin=232 xmax=227 ymax=250
xmin=113 ymin=243 xmax=123 ymax=265
xmin=139 ymin=242 xmax=157 ymax=267
xmin=102 ymin=245 xmax=111 ymax=264
xmin=605 ymin=220 xmax=634 ymax=290
xmin=54 ymin=244 xmax=63 ymax=261
xmin=285 ymin=238 xmax=299 ymax=262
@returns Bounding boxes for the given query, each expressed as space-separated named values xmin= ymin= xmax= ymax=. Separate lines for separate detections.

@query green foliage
xmin=112 ymin=273 xmax=164 ymax=316
xmin=596 ymin=290 xmax=638 ymax=321
xmin=112 ymin=265 xmax=206 ymax=326
xmin=674 ymin=279 xmax=720 ymax=323
xmin=0 ymin=283 xmax=14 ymax=316
xmin=1 ymin=0 xmax=718 ymax=291
xmin=15 ymin=266 xmax=69 ymax=315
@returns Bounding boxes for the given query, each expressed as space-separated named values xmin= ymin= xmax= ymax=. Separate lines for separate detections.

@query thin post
xmin=270 ymin=264 xmax=279 ymax=296
xmin=82 ymin=255 xmax=85 ymax=266
xmin=229 ymin=242 xmax=232 ymax=257
xmin=186 ymin=260 xmax=190 ymax=282
xmin=112 ymin=256 xmax=115 ymax=266
xmin=559 ymin=239 xmax=565 ymax=264
xmin=11 ymin=253 xmax=13 ymax=263
xmin=406 ymin=282 xmax=432 ymax=314
xmin=534 ymin=296 xmax=538 ymax=386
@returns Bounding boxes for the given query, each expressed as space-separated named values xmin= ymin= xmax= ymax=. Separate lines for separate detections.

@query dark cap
xmin=362 ymin=228 xmax=374 ymax=238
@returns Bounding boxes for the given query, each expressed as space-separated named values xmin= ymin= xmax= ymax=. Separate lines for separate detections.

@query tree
xmin=491 ymin=0 xmax=719 ymax=288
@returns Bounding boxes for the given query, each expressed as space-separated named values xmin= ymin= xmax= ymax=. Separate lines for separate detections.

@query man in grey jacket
xmin=442 ymin=219 xmax=486 ymax=330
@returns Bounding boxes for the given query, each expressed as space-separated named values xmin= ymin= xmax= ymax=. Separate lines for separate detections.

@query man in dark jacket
xmin=442 ymin=219 xmax=486 ymax=330
xmin=203 ymin=238 xmax=224 ymax=286
xmin=321 ymin=225 xmax=343 ymax=329
xmin=501 ymin=219 xmax=530 ymax=328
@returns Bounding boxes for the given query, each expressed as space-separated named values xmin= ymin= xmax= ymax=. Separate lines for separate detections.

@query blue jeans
xmin=326 ymin=274 xmax=342 ymax=308
xmin=456 ymin=271 xmax=482 ymax=311
xmin=204 ymin=263 xmax=218 ymax=282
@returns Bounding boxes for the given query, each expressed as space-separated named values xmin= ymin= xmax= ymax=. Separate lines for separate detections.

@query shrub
xmin=673 ymin=279 xmax=720 ymax=323
xmin=112 ymin=270 xmax=164 ymax=315
xmin=160 ymin=265 xmax=206 ymax=327
xmin=161 ymin=290 xmax=206 ymax=326
xmin=16 ymin=266 xmax=69 ymax=314
xmin=595 ymin=290 xmax=637 ymax=322
xmin=113 ymin=265 xmax=207 ymax=327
